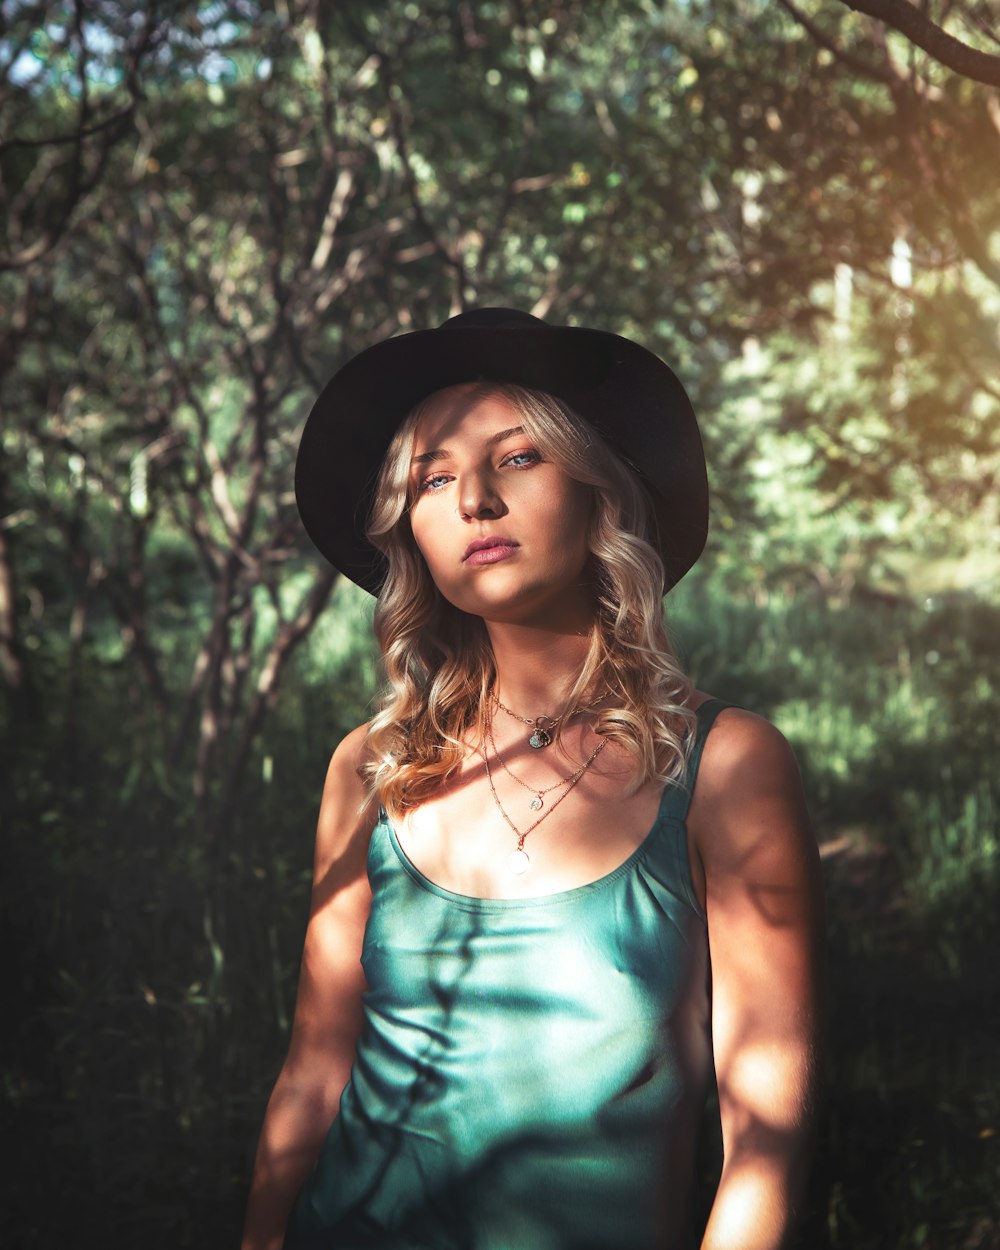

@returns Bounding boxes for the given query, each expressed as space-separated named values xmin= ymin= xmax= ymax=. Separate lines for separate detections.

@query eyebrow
xmin=410 ymin=425 xmax=527 ymax=467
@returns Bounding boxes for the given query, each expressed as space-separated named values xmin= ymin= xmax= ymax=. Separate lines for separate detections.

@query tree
xmin=2 ymin=0 xmax=997 ymax=798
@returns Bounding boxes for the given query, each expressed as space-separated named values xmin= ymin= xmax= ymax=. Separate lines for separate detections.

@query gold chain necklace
xmin=483 ymin=717 xmax=608 ymax=875
xmin=493 ymin=693 xmax=605 ymax=749
xmin=485 ymin=717 xmax=604 ymax=811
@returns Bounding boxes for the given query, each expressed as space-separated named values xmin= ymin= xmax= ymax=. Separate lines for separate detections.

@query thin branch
xmin=309 ymin=167 xmax=357 ymax=270
xmin=776 ymin=0 xmax=897 ymax=83
xmin=0 ymin=105 xmax=138 ymax=152
xmin=838 ymin=0 xmax=1000 ymax=85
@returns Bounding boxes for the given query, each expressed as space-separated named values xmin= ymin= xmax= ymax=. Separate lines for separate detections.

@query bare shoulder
xmin=697 ymin=705 xmax=802 ymax=792
xmin=282 ymin=724 xmax=376 ymax=1085
xmin=312 ymin=722 xmax=379 ymax=888
xmin=324 ymin=721 xmax=375 ymax=795
xmin=689 ymin=705 xmax=817 ymax=874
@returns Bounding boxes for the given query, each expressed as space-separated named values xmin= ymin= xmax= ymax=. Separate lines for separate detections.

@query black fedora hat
xmin=295 ymin=307 xmax=708 ymax=595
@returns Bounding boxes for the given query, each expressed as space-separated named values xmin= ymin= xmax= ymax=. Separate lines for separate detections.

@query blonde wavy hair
xmin=362 ymin=382 xmax=696 ymax=818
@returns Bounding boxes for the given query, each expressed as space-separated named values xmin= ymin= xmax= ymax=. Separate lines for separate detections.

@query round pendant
xmin=528 ymin=795 xmax=543 ymax=811
xmin=508 ymin=848 xmax=530 ymax=875
xmin=529 ymin=728 xmax=551 ymax=749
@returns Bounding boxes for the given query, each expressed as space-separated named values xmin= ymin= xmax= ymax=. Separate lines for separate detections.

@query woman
xmin=242 ymin=308 xmax=825 ymax=1250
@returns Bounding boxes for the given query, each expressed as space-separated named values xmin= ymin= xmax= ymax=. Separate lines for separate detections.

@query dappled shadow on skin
xmin=286 ymin=740 xmax=718 ymax=1250
xmin=272 ymin=701 xmax=1000 ymax=1250
xmin=679 ymin=699 xmax=1000 ymax=1250
xmin=701 ymin=938 xmax=823 ymax=1242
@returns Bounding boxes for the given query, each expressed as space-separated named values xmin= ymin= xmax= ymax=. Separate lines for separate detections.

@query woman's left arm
xmin=691 ymin=710 xmax=826 ymax=1250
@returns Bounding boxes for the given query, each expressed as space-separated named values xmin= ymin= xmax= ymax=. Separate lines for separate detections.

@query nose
xmin=458 ymin=469 xmax=506 ymax=520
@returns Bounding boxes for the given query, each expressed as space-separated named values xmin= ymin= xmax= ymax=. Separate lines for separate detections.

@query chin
xmin=475 ymin=588 xmax=594 ymax=631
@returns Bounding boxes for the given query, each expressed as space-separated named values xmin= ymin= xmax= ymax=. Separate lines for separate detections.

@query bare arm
xmin=691 ymin=710 xmax=826 ymax=1250
xmin=241 ymin=724 xmax=376 ymax=1250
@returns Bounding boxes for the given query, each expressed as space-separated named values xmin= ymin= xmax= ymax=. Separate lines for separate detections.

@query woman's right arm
xmin=241 ymin=724 xmax=376 ymax=1250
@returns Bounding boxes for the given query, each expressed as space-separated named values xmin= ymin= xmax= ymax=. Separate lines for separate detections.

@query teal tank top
xmin=286 ymin=699 xmax=728 ymax=1250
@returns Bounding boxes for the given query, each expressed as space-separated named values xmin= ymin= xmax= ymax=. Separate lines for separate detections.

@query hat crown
xmin=439 ymin=307 xmax=545 ymax=332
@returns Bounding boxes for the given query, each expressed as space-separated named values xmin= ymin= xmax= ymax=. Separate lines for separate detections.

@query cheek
xmin=558 ymin=485 xmax=593 ymax=550
xmin=409 ymin=508 xmax=453 ymax=585
xmin=408 ymin=504 xmax=434 ymax=557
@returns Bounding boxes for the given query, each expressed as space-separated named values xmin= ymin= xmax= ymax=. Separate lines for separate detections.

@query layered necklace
xmin=493 ymin=692 xmax=605 ymax=749
xmin=483 ymin=713 xmax=607 ymax=875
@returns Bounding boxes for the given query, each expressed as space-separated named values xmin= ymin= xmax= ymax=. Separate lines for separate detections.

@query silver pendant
xmin=529 ymin=728 xmax=551 ymax=749
xmin=528 ymin=795 xmax=543 ymax=811
xmin=508 ymin=848 xmax=530 ymax=875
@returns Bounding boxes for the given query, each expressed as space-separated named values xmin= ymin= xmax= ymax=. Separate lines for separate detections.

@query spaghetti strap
xmin=659 ymin=698 xmax=733 ymax=825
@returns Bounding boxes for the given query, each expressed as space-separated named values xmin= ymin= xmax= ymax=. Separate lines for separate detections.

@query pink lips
xmin=462 ymin=536 xmax=520 ymax=566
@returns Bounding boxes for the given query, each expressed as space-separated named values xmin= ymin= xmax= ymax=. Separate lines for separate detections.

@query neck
xmin=486 ymin=620 xmax=595 ymax=716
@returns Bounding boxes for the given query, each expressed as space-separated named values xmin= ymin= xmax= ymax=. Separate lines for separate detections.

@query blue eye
xmin=419 ymin=472 xmax=451 ymax=492
xmin=504 ymin=449 xmax=541 ymax=468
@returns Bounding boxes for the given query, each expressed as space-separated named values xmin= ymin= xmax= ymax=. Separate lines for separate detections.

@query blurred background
xmin=1 ymin=1 xmax=998 ymax=1246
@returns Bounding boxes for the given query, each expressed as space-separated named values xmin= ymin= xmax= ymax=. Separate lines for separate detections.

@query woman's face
xmin=406 ymin=386 xmax=595 ymax=628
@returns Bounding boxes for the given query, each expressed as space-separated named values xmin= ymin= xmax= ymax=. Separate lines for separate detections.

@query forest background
xmin=1 ymin=1 xmax=998 ymax=1247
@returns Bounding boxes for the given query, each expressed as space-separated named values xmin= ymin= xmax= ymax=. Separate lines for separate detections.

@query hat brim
xmin=295 ymin=314 xmax=707 ymax=595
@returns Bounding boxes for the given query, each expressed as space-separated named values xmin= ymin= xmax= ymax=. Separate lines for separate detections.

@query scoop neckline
xmin=376 ymin=698 xmax=723 ymax=912
xmin=380 ymin=801 xmax=675 ymax=911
